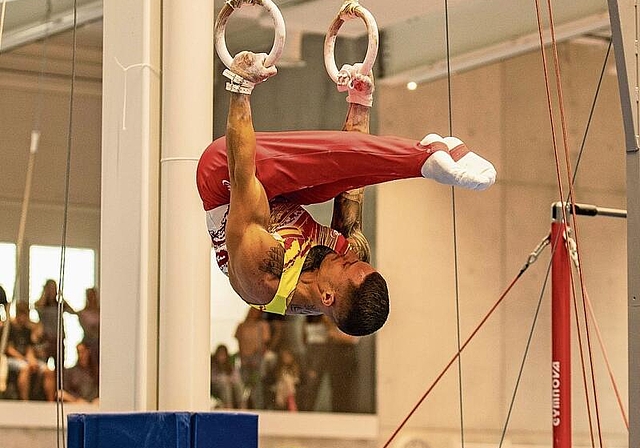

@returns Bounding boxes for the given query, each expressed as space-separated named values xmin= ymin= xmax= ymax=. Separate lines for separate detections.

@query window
xmin=29 ymin=245 xmax=96 ymax=367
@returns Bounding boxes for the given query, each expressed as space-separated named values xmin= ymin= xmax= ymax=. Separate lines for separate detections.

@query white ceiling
xmin=0 ymin=0 xmax=612 ymax=84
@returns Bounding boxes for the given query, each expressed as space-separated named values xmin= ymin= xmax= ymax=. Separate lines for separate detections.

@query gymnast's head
xmin=316 ymin=248 xmax=389 ymax=336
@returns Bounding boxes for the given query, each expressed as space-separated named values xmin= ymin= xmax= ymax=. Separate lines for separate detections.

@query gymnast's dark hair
xmin=334 ymin=271 xmax=389 ymax=336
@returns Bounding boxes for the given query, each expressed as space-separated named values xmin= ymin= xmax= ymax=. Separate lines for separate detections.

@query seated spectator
xmin=0 ymin=284 xmax=7 ymax=309
xmin=60 ymin=342 xmax=99 ymax=404
xmin=0 ymin=284 xmax=7 ymax=384
xmin=5 ymin=301 xmax=55 ymax=401
xmin=30 ymin=319 xmax=50 ymax=366
xmin=272 ymin=348 xmax=300 ymax=412
xmin=210 ymin=344 xmax=243 ymax=409
xmin=0 ymin=294 xmax=6 ymax=394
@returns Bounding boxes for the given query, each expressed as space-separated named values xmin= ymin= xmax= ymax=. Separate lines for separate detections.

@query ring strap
xmin=223 ymin=69 xmax=255 ymax=94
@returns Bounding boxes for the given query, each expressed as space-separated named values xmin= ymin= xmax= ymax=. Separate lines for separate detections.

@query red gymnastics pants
xmin=196 ymin=130 xmax=435 ymax=211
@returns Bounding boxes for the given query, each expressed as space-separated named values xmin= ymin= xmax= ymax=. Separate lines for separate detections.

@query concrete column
xmin=158 ymin=0 xmax=213 ymax=410
xmin=101 ymin=0 xmax=162 ymax=410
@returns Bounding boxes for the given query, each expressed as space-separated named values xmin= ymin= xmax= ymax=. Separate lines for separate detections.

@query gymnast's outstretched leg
xmin=197 ymin=129 xmax=496 ymax=210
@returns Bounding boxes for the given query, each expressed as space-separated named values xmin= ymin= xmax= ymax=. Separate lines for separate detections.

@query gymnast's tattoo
xmin=259 ymin=245 xmax=284 ymax=277
xmin=301 ymin=246 xmax=334 ymax=272
xmin=288 ymin=304 xmax=321 ymax=315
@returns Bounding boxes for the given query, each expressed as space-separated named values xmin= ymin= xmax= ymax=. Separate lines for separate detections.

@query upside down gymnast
xmin=196 ymin=51 xmax=496 ymax=336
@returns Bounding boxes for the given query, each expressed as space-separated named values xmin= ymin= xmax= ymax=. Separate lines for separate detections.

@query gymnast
xmin=196 ymin=51 xmax=496 ymax=336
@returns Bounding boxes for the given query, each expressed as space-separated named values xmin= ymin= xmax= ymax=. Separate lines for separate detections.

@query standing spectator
xmin=272 ymin=348 xmax=300 ymax=412
xmin=262 ymin=314 xmax=283 ymax=368
xmin=210 ymin=344 xmax=243 ymax=409
xmin=60 ymin=342 xmax=99 ymax=404
xmin=234 ymin=307 xmax=270 ymax=409
xmin=327 ymin=323 xmax=360 ymax=413
xmin=34 ymin=279 xmax=75 ymax=369
xmin=78 ymin=287 xmax=100 ymax=380
xmin=5 ymin=301 xmax=55 ymax=401
xmin=264 ymin=314 xmax=285 ymax=355
xmin=299 ymin=315 xmax=331 ymax=411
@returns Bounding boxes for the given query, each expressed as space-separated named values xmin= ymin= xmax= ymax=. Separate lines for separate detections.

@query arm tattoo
xmin=288 ymin=304 xmax=322 ymax=315
xmin=331 ymin=188 xmax=364 ymax=237
xmin=258 ymin=245 xmax=284 ymax=277
xmin=331 ymin=189 xmax=371 ymax=262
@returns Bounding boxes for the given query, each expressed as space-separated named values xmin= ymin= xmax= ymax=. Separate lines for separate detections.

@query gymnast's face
xmin=319 ymin=249 xmax=376 ymax=299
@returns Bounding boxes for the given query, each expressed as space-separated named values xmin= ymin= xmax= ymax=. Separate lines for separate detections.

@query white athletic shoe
xmin=419 ymin=133 xmax=495 ymax=191
xmin=442 ymin=136 xmax=496 ymax=190
xmin=419 ymin=133 xmax=444 ymax=146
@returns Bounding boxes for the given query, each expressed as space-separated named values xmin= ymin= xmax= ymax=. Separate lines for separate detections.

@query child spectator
xmin=273 ymin=348 xmax=300 ymax=412
xmin=210 ymin=344 xmax=243 ymax=409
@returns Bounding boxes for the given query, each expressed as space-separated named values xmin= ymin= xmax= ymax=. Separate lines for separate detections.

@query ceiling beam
xmin=379 ymin=12 xmax=611 ymax=87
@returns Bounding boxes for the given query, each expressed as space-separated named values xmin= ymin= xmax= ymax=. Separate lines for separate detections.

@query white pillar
xmin=101 ymin=0 xmax=162 ymax=410
xmin=158 ymin=0 xmax=213 ymax=410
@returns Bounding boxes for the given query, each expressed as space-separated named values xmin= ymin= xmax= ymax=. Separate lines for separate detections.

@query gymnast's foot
xmin=443 ymin=136 xmax=496 ymax=185
xmin=419 ymin=134 xmax=496 ymax=191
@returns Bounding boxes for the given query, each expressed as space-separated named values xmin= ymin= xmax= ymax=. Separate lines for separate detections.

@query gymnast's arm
xmin=330 ymin=68 xmax=374 ymax=262
xmin=225 ymin=93 xmax=271 ymax=236
xmin=224 ymin=54 xmax=280 ymax=303
xmin=331 ymin=186 xmax=370 ymax=263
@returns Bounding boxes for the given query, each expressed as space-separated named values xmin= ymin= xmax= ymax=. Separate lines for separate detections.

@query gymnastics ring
xmin=324 ymin=0 xmax=379 ymax=83
xmin=215 ymin=0 xmax=286 ymax=69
